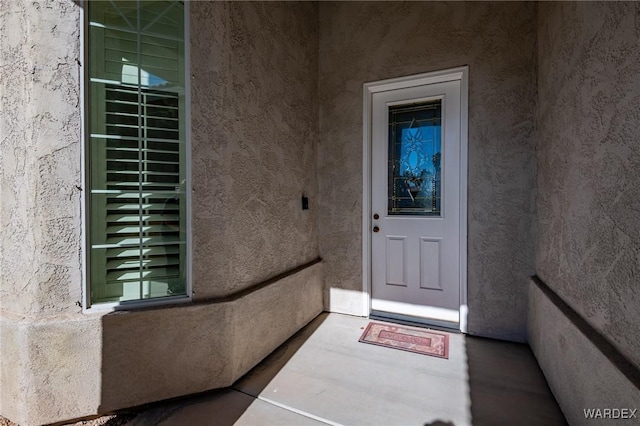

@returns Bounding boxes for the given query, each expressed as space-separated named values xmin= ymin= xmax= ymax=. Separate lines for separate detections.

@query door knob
xmin=373 ymin=213 xmax=379 ymax=220
xmin=373 ymin=226 xmax=380 ymax=233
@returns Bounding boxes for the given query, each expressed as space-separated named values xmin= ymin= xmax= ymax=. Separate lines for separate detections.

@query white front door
xmin=370 ymin=78 xmax=462 ymax=327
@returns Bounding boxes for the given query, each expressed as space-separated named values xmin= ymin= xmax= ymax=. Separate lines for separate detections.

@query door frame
xmin=362 ymin=67 xmax=469 ymax=333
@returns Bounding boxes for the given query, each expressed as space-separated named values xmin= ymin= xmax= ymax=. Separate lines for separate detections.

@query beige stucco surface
xmin=317 ymin=1 xmax=537 ymax=341
xmin=190 ymin=1 xmax=320 ymax=299
xmin=1 ymin=0 xmax=83 ymax=317
xmin=536 ymin=2 xmax=640 ymax=369
xmin=528 ymin=281 xmax=640 ymax=425
xmin=0 ymin=0 xmax=320 ymax=308
xmin=1 ymin=263 xmax=323 ymax=425
xmin=1 ymin=1 xmax=323 ymax=425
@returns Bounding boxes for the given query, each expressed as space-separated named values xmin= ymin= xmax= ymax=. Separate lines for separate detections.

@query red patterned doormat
xmin=359 ymin=322 xmax=449 ymax=359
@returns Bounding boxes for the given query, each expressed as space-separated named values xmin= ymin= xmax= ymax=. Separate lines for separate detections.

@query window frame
xmin=80 ymin=0 xmax=192 ymax=312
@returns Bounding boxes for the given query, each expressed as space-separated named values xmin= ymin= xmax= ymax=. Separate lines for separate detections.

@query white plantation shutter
xmin=88 ymin=1 xmax=187 ymax=304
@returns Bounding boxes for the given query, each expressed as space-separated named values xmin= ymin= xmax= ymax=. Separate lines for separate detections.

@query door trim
xmin=362 ymin=67 xmax=469 ymax=333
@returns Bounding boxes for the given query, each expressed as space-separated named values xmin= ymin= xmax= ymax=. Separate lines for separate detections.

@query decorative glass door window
xmin=388 ymin=100 xmax=442 ymax=216
xmin=87 ymin=0 xmax=187 ymax=305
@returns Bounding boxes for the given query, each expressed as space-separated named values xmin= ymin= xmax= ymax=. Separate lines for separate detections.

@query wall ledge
xmin=531 ymin=276 xmax=640 ymax=389
xmin=0 ymin=262 xmax=324 ymax=425
xmin=529 ymin=276 xmax=640 ymax=425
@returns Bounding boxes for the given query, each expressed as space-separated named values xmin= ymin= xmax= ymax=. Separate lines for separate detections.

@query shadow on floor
xmin=232 ymin=313 xmax=330 ymax=396
xmin=116 ymin=314 xmax=328 ymax=426
xmin=100 ymin=313 xmax=567 ymax=426
xmin=465 ymin=336 xmax=567 ymax=426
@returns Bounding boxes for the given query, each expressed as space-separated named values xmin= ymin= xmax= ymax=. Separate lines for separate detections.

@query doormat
xmin=359 ymin=322 xmax=449 ymax=359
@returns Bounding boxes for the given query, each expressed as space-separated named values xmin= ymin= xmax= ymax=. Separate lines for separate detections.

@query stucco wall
xmin=0 ymin=0 xmax=83 ymax=318
xmin=0 ymin=1 xmax=322 ymax=424
xmin=0 ymin=0 xmax=320 ymax=312
xmin=318 ymin=1 xmax=537 ymax=341
xmin=0 ymin=263 xmax=323 ymax=425
xmin=191 ymin=1 xmax=320 ymax=298
xmin=536 ymin=2 xmax=640 ymax=369
xmin=529 ymin=279 xmax=640 ymax=425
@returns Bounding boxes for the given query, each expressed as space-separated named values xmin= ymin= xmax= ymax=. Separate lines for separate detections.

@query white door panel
xmin=370 ymin=80 xmax=461 ymax=325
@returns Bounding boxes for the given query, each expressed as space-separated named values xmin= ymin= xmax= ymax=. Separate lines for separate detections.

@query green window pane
xmin=87 ymin=0 xmax=187 ymax=305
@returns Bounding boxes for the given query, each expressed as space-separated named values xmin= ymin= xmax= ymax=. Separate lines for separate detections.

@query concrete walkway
xmin=125 ymin=313 xmax=566 ymax=426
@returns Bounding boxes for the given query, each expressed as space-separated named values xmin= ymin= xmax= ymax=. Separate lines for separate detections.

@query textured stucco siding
xmin=0 ymin=1 xmax=322 ymax=424
xmin=191 ymin=1 xmax=320 ymax=299
xmin=0 ymin=0 xmax=83 ymax=317
xmin=536 ymin=2 xmax=640 ymax=369
xmin=1 ymin=0 xmax=86 ymax=415
xmin=0 ymin=263 xmax=323 ymax=425
xmin=528 ymin=280 xmax=640 ymax=425
xmin=0 ymin=0 xmax=320 ymax=309
xmin=318 ymin=1 xmax=537 ymax=341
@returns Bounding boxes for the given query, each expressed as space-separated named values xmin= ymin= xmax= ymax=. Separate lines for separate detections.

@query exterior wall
xmin=318 ymin=1 xmax=537 ymax=341
xmin=0 ymin=1 xmax=321 ymax=425
xmin=0 ymin=264 xmax=323 ymax=425
xmin=0 ymin=0 xmax=83 ymax=319
xmin=535 ymin=2 xmax=640 ymax=369
xmin=531 ymin=2 xmax=640 ymax=421
xmin=529 ymin=280 xmax=640 ymax=425
xmin=191 ymin=1 xmax=320 ymax=298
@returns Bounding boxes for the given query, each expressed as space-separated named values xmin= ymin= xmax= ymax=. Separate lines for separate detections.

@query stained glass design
xmin=388 ymin=100 xmax=442 ymax=215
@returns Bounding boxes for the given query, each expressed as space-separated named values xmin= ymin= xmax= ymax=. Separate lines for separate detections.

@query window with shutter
xmin=86 ymin=0 xmax=189 ymax=305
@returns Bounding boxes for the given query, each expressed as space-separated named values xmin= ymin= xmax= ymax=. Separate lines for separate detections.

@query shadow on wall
xmin=98 ymin=311 xmax=327 ymax=424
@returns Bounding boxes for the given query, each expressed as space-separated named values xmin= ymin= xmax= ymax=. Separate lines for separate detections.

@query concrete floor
xmin=125 ymin=313 xmax=566 ymax=426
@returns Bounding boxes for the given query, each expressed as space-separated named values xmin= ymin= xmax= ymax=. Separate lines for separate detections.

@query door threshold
xmin=370 ymin=311 xmax=461 ymax=334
